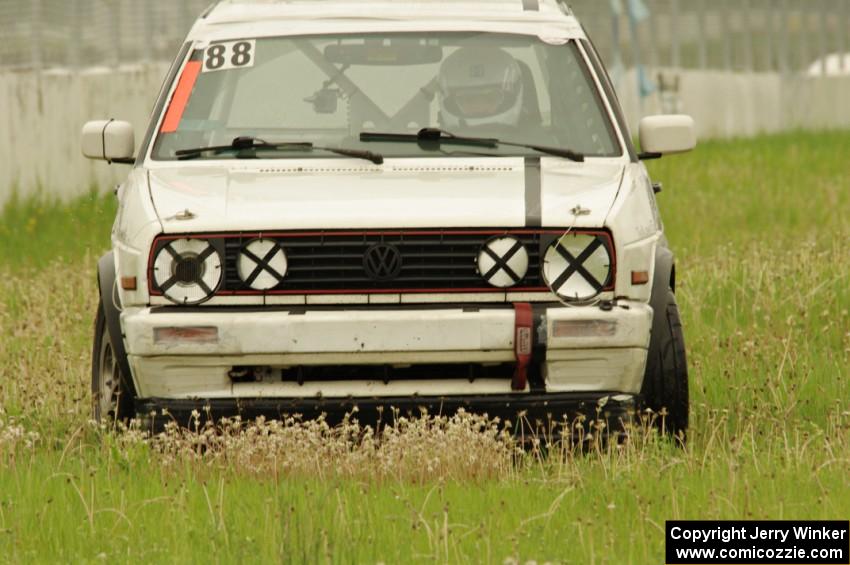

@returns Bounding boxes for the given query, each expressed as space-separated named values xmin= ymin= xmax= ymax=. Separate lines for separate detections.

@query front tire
xmin=92 ymin=302 xmax=135 ymax=423
xmin=641 ymin=289 xmax=689 ymax=441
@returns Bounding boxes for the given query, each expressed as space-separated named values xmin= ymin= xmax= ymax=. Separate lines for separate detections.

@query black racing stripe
xmin=524 ymin=156 xmax=542 ymax=227
xmin=522 ymin=0 xmax=540 ymax=11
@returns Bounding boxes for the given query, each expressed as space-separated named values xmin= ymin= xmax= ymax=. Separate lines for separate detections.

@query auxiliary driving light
xmin=476 ymin=236 xmax=529 ymax=288
xmin=237 ymin=239 xmax=288 ymax=290
xmin=543 ymin=233 xmax=612 ymax=301
xmin=152 ymin=238 xmax=222 ymax=304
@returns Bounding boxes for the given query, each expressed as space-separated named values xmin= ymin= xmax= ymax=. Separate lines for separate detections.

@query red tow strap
xmin=512 ymin=302 xmax=533 ymax=391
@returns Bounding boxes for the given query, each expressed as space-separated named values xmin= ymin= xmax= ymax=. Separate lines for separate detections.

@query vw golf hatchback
xmin=83 ymin=0 xmax=696 ymax=437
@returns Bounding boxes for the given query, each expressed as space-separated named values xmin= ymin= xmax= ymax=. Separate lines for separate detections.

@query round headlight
xmin=237 ymin=239 xmax=288 ymax=290
xmin=153 ymin=239 xmax=222 ymax=305
xmin=543 ymin=233 xmax=611 ymax=301
xmin=477 ymin=236 xmax=529 ymax=288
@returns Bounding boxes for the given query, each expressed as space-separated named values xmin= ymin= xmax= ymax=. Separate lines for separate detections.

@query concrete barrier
xmin=0 ymin=64 xmax=169 ymax=204
xmin=617 ymin=69 xmax=850 ymax=140
xmin=2 ymin=65 xmax=850 ymax=204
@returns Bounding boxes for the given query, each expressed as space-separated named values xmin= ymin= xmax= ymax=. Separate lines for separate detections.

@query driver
xmin=438 ymin=47 xmax=525 ymax=133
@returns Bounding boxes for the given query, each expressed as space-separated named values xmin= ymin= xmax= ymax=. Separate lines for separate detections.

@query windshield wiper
xmin=175 ymin=136 xmax=384 ymax=164
xmin=359 ymin=128 xmax=584 ymax=163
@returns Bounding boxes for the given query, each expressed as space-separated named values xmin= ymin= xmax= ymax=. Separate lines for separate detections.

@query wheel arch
xmin=642 ymin=245 xmax=689 ymax=440
xmin=646 ymin=242 xmax=676 ymax=368
xmin=97 ymin=252 xmax=138 ymax=397
xmin=652 ymin=244 xmax=675 ymax=304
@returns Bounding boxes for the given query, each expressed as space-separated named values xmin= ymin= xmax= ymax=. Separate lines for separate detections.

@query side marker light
xmin=631 ymin=271 xmax=650 ymax=286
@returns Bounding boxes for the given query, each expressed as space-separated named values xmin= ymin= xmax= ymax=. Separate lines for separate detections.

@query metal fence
xmin=1 ymin=0 xmax=849 ymax=75
xmin=0 ymin=0 xmax=211 ymax=69
xmin=577 ymin=0 xmax=850 ymax=76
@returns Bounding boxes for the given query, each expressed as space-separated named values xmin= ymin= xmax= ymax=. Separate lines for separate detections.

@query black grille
xmin=220 ymin=230 xmax=549 ymax=293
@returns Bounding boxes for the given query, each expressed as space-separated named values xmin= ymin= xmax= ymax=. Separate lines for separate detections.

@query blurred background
xmin=2 ymin=0 xmax=850 ymax=203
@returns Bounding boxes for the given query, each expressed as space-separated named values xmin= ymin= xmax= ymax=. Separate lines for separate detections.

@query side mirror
xmin=638 ymin=115 xmax=696 ymax=160
xmin=81 ymin=120 xmax=135 ymax=164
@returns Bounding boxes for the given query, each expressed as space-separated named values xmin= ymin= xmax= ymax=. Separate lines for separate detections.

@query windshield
xmin=151 ymin=32 xmax=622 ymax=161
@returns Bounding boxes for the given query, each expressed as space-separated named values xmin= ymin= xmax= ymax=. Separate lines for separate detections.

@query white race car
xmin=83 ymin=0 xmax=696 ymax=437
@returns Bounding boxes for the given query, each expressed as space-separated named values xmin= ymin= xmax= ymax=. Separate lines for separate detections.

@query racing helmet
xmin=438 ymin=47 xmax=524 ymax=129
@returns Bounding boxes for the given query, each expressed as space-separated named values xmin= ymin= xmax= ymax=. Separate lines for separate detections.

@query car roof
xmin=189 ymin=0 xmax=584 ymax=42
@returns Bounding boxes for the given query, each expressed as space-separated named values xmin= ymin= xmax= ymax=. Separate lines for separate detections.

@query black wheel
xmin=641 ymin=289 xmax=689 ymax=441
xmin=92 ymin=301 xmax=135 ymax=423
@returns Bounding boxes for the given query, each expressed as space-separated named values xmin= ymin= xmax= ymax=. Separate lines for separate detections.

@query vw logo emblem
xmin=363 ymin=244 xmax=403 ymax=281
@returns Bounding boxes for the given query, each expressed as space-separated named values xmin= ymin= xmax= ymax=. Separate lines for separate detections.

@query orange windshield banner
xmin=160 ymin=60 xmax=202 ymax=133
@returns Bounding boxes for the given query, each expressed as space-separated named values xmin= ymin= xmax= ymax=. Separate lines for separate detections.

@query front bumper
xmin=121 ymin=301 xmax=653 ymax=399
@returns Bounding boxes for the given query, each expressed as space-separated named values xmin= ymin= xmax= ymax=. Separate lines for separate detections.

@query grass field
xmin=0 ymin=132 xmax=848 ymax=562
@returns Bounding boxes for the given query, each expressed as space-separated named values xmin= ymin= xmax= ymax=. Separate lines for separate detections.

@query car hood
xmin=147 ymin=157 xmax=625 ymax=232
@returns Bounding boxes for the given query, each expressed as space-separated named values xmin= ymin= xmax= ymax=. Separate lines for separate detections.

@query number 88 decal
xmin=231 ymin=42 xmax=252 ymax=67
xmin=203 ymin=40 xmax=256 ymax=73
